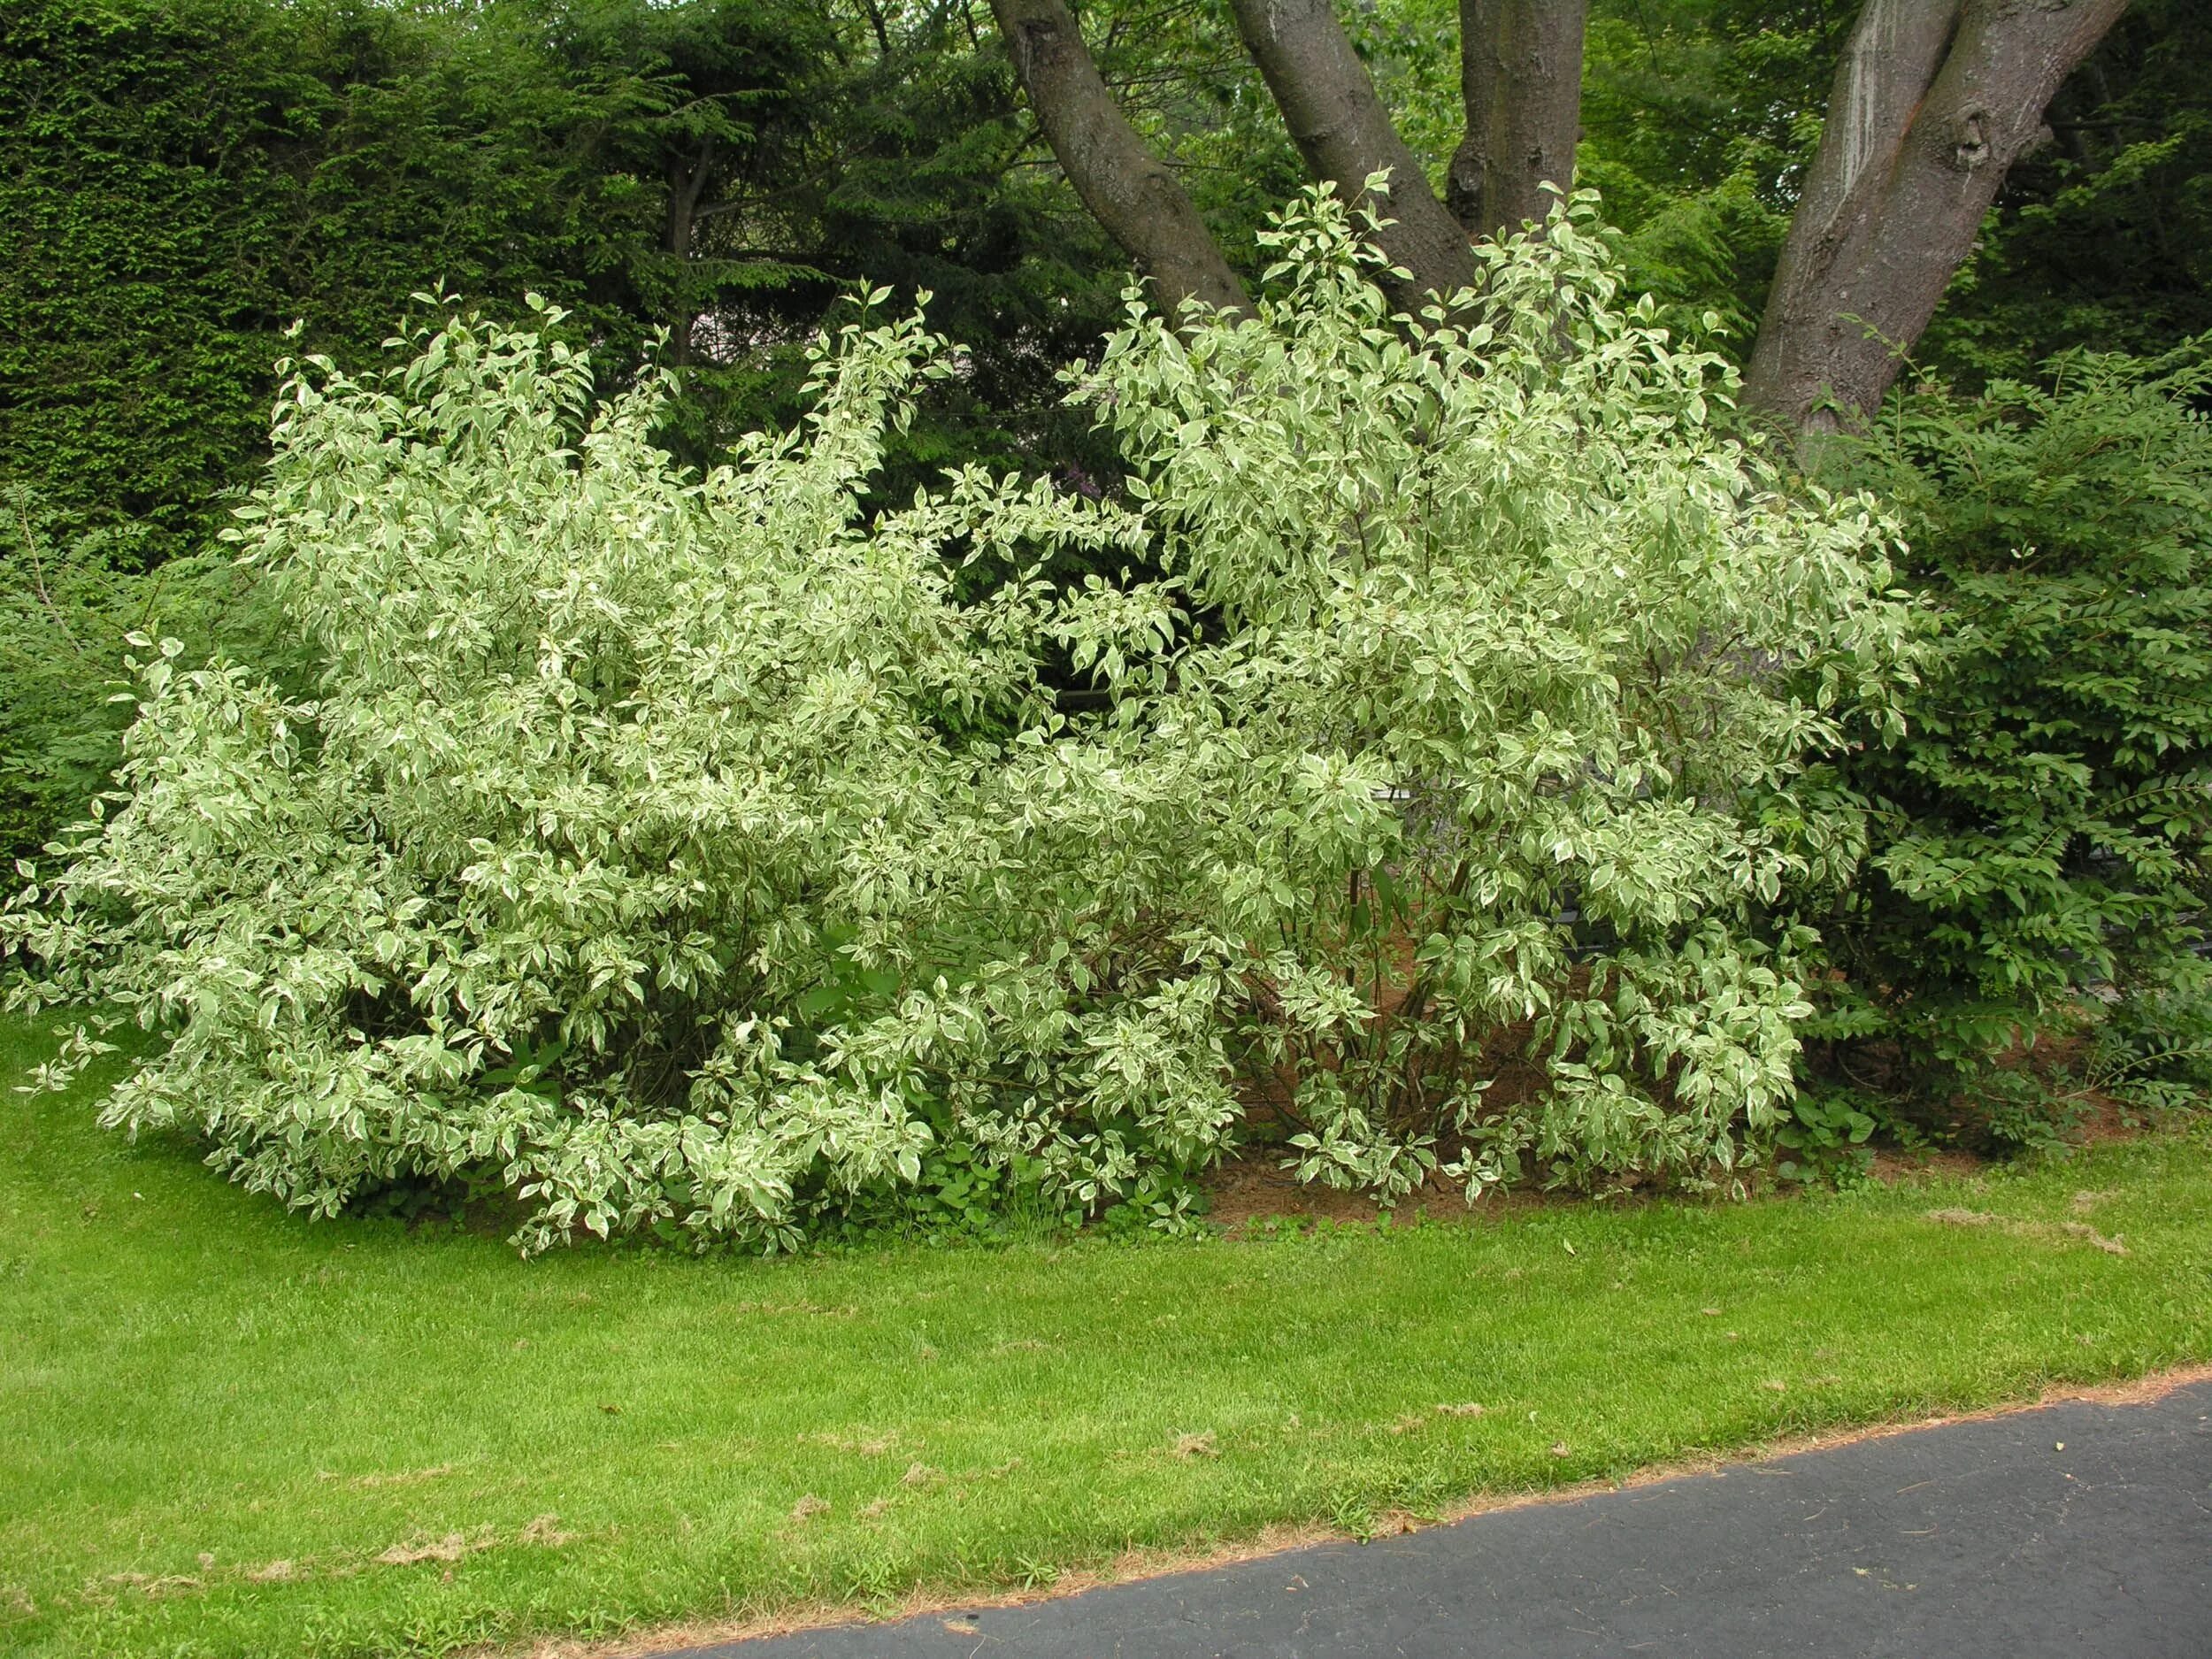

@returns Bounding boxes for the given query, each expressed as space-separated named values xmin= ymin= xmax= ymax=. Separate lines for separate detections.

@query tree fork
xmin=1743 ymin=0 xmax=2131 ymax=433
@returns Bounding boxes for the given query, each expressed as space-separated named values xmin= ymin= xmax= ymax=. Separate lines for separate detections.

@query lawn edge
xmin=509 ymin=1359 xmax=2212 ymax=1659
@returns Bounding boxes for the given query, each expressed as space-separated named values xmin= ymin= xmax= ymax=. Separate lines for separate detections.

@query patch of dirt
xmin=100 ymin=1572 xmax=203 ymax=1600
xmin=1205 ymin=1071 xmax=2162 ymax=1231
xmin=78 ymin=1515 xmax=574 ymax=1609
xmin=1201 ymin=1157 xmax=1408 ymax=1231
xmin=504 ymin=1363 xmax=2212 ymax=1659
xmin=1868 ymin=1145 xmax=1983 ymax=1185
xmin=1201 ymin=1156 xmax=1579 ymax=1235
xmin=1203 ymin=1009 xmax=1577 ymax=1235
xmin=2062 ymin=1223 xmax=2130 ymax=1256
xmin=1923 ymin=1207 xmax=2129 ymax=1256
xmin=377 ymin=1527 xmax=497 ymax=1567
xmin=320 ymin=1462 xmax=457 ymax=1489
xmin=726 ymin=1299 xmax=860 ymax=1319
xmin=1392 ymin=1402 xmax=1486 ymax=1433
xmin=2068 ymin=1091 xmax=2139 ymax=1147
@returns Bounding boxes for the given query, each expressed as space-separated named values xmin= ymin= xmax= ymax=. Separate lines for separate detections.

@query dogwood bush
xmin=6 ymin=189 xmax=1915 ymax=1246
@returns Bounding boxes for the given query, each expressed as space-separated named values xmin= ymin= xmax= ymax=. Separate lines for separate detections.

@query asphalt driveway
xmin=678 ymin=1376 xmax=2212 ymax=1658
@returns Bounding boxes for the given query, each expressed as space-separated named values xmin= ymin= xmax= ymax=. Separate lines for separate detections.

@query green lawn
xmin=4 ymin=1015 xmax=2209 ymax=1659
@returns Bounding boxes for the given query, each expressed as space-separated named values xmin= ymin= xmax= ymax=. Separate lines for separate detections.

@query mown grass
xmin=4 ymin=1012 xmax=2209 ymax=1659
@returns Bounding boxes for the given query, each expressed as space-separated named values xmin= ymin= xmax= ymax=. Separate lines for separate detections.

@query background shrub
xmin=0 ymin=490 xmax=284 ymax=860
xmin=1804 ymin=347 xmax=2212 ymax=1142
xmin=10 ymin=0 xmax=2205 ymax=872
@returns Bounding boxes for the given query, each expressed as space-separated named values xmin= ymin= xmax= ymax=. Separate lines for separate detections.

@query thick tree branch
xmin=1744 ymin=0 xmax=2131 ymax=432
xmin=1449 ymin=0 xmax=1588 ymax=240
xmin=989 ymin=0 xmax=1248 ymax=316
xmin=1224 ymin=0 xmax=1476 ymax=307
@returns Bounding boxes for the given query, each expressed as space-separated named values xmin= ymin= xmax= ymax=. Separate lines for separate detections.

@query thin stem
xmin=13 ymin=491 xmax=83 ymax=657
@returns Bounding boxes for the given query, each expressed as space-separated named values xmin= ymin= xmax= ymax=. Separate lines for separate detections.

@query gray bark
xmin=1743 ymin=0 xmax=2131 ymax=432
xmin=1225 ymin=0 xmax=1477 ymax=308
xmin=990 ymin=0 xmax=1248 ymax=317
xmin=1448 ymin=0 xmax=1588 ymax=240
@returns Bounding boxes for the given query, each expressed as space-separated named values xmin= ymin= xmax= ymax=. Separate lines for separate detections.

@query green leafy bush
xmin=1772 ymin=1084 xmax=1878 ymax=1185
xmin=0 ymin=489 xmax=283 ymax=859
xmin=1808 ymin=347 xmax=2212 ymax=1138
xmin=2092 ymin=981 xmax=2212 ymax=1114
xmin=6 ymin=193 xmax=1912 ymax=1248
xmin=0 ymin=498 xmax=146 ymax=858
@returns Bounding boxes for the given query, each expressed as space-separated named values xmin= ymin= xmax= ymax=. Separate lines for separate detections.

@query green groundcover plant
xmin=1806 ymin=346 xmax=2212 ymax=1143
xmin=4 ymin=188 xmax=1916 ymax=1248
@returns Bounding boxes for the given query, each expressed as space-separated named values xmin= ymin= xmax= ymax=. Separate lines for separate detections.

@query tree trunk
xmin=1743 ymin=0 xmax=2130 ymax=432
xmin=1448 ymin=0 xmax=1587 ymax=240
xmin=665 ymin=137 xmax=716 ymax=370
xmin=1224 ymin=0 xmax=1475 ymax=308
xmin=990 ymin=0 xmax=1248 ymax=317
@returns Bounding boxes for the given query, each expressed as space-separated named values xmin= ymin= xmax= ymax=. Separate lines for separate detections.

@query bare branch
xmin=1224 ymin=0 xmax=1476 ymax=308
xmin=990 ymin=0 xmax=1249 ymax=317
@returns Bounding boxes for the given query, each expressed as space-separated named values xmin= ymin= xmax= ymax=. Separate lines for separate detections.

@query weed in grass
xmin=1327 ymin=1494 xmax=1378 ymax=1544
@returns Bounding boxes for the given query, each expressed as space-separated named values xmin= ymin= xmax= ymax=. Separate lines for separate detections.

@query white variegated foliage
xmin=6 ymin=191 xmax=1916 ymax=1247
